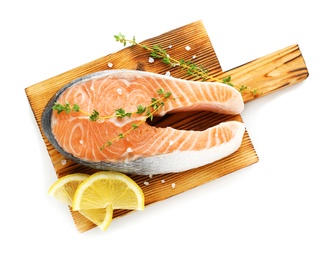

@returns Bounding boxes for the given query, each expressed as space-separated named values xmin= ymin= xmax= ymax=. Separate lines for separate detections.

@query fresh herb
xmin=89 ymin=110 xmax=99 ymax=121
xmin=136 ymin=105 xmax=146 ymax=114
xmin=115 ymin=108 xmax=132 ymax=119
xmin=222 ymin=76 xmax=233 ymax=87
xmin=114 ymin=33 xmax=261 ymax=97
xmin=114 ymin=33 xmax=136 ymax=46
xmin=52 ymin=102 xmax=79 ymax=114
xmin=157 ymin=88 xmax=172 ymax=98
xmin=100 ymin=89 xmax=171 ymax=149
xmin=53 ymin=88 xmax=174 ymax=149
xmin=239 ymin=85 xmax=248 ymax=92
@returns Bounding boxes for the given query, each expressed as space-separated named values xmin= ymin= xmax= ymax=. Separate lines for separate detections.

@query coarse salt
xmin=61 ymin=159 xmax=67 ymax=165
xmin=144 ymin=181 xmax=149 ymax=186
xmin=117 ymin=88 xmax=123 ymax=95
xmin=161 ymin=180 xmax=165 ymax=183
xmin=149 ymin=174 xmax=153 ymax=179
xmin=169 ymin=140 xmax=174 ymax=146
xmin=148 ymin=57 xmax=154 ymax=63
xmin=171 ymin=183 xmax=176 ymax=188
xmin=165 ymin=71 xmax=171 ymax=76
xmin=168 ymin=45 xmax=173 ymax=49
xmin=192 ymin=55 xmax=197 ymax=59
xmin=79 ymin=140 xmax=84 ymax=145
xmin=108 ymin=62 xmax=113 ymax=68
xmin=185 ymin=45 xmax=191 ymax=51
xmin=126 ymin=147 xmax=133 ymax=153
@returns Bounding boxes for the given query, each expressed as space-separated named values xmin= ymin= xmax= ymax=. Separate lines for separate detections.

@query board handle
xmin=218 ymin=44 xmax=309 ymax=103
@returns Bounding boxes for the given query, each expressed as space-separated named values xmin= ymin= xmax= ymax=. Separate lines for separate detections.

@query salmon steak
xmin=42 ymin=69 xmax=245 ymax=175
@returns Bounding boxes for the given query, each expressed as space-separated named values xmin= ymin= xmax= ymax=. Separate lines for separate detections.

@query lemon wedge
xmin=79 ymin=206 xmax=113 ymax=231
xmin=48 ymin=173 xmax=89 ymax=205
xmin=48 ymin=173 xmax=112 ymax=230
xmin=73 ymin=171 xmax=145 ymax=211
xmin=48 ymin=171 xmax=144 ymax=231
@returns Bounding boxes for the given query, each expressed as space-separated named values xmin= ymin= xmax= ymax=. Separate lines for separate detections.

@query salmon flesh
xmin=42 ymin=70 xmax=245 ymax=175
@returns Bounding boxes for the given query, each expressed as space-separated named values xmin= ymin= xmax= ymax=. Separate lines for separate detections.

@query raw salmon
xmin=42 ymin=70 xmax=245 ymax=175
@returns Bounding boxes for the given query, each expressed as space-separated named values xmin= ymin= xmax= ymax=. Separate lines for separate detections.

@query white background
xmin=1 ymin=0 xmax=335 ymax=259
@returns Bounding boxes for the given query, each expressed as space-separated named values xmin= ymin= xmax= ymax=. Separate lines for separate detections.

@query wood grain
xmin=25 ymin=20 xmax=308 ymax=232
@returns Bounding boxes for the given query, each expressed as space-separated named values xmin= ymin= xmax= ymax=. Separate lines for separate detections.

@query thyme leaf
xmin=89 ymin=110 xmax=99 ymax=121
xmin=115 ymin=108 xmax=132 ymax=118
xmin=52 ymin=102 xmax=80 ymax=114
xmin=136 ymin=105 xmax=146 ymax=114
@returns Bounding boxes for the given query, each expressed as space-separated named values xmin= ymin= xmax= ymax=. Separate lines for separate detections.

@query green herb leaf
xmin=222 ymin=76 xmax=234 ymax=86
xmin=72 ymin=104 xmax=80 ymax=112
xmin=130 ymin=36 xmax=137 ymax=46
xmin=114 ymin=33 xmax=127 ymax=46
xmin=164 ymin=92 xmax=172 ymax=98
xmin=52 ymin=102 xmax=66 ymax=114
xmin=250 ymin=88 xmax=259 ymax=96
xmin=157 ymin=88 xmax=164 ymax=95
xmin=136 ymin=105 xmax=146 ymax=114
xmin=52 ymin=102 xmax=80 ymax=114
xmin=115 ymin=108 xmax=132 ymax=118
xmin=151 ymin=98 xmax=159 ymax=110
xmin=239 ymin=85 xmax=248 ymax=92
xmin=89 ymin=110 xmax=99 ymax=121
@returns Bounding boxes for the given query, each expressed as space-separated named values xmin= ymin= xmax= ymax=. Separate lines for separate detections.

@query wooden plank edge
xmin=218 ymin=44 xmax=309 ymax=103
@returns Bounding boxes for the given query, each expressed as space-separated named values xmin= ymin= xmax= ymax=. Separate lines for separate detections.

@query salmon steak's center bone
xmin=42 ymin=70 xmax=246 ymax=175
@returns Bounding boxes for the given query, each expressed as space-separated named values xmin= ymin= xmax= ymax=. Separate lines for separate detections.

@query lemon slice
xmin=48 ymin=173 xmax=113 ymax=231
xmin=72 ymin=171 xmax=145 ymax=212
xmin=80 ymin=206 xmax=113 ymax=231
xmin=48 ymin=173 xmax=89 ymax=205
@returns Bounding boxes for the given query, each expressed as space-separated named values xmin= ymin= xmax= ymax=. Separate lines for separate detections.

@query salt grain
xmin=117 ymin=88 xmax=123 ymax=95
xmin=161 ymin=180 xmax=165 ymax=183
xmin=79 ymin=140 xmax=84 ymax=145
xmin=165 ymin=71 xmax=171 ymax=76
xmin=168 ymin=45 xmax=173 ymax=49
xmin=169 ymin=140 xmax=174 ymax=146
xmin=149 ymin=174 xmax=153 ymax=179
xmin=61 ymin=159 xmax=67 ymax=165
xmin=171 ymin=183 xmax=176 ymax=188
xmin=108 ymin=62 xmax=113 ymax=68
xmin=126 ymin=147 xmax=133 ymax=153
xmin=144 ymin=181 xmax=149 ymax=186
xmin=148 ymin=57 xmax=154 ymax=63
xmin=185 ymin=45 xmax=191 ymax=51
xmin=192 ymin=55 xmax=197 ymax=59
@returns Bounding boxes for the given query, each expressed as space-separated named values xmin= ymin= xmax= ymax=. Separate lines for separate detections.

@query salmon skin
xmin=42 ymin=69 xmax=245 ymax=175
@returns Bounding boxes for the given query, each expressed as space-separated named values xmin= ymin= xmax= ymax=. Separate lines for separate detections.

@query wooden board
xmin=25 ymin=20 xmax=308 ymax=232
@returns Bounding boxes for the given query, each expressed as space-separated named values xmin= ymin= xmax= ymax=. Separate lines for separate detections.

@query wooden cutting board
xmin=25 ymin=20 xmax=309 ymax=232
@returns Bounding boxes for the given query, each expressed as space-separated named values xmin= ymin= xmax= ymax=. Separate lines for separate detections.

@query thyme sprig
xmin=52 ymin=102 xmax=80 ymax=114
xmin=114 ymin=33 xmax=261 ymax=97
xmin=52 ymin=88 xmax=173 ymax=149
xmin=52 ymin=102 xmax=97 ymax=119
xmin=115 ymin=108 xmax=132 ymax=119
xmin=100 ymin=97 xmax=166 ymax=150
